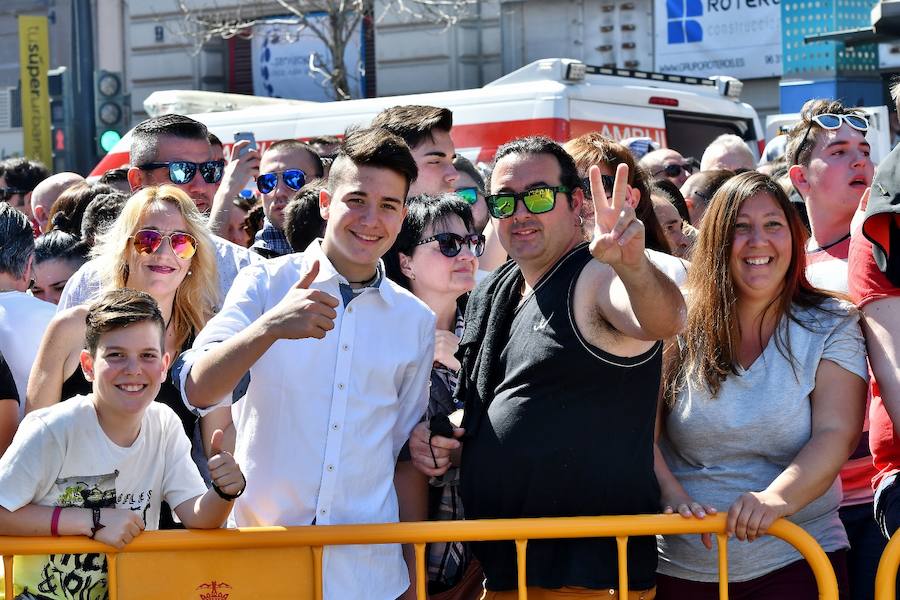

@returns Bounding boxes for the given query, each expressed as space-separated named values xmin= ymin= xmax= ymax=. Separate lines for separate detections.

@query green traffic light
xmin=99 ymin=130 xmax=121 ymax=152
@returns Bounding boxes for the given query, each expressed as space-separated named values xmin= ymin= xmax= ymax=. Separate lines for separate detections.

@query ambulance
xmin=89 ymin=57 xmax=764 ymax=176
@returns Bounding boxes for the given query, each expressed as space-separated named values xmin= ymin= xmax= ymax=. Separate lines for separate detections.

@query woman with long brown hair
xmin=655 ymin=171 xmax=867 ymax=598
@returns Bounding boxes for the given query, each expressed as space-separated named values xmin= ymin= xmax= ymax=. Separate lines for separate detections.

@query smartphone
xmin=233 ymin=131 xmax=257 ymax=157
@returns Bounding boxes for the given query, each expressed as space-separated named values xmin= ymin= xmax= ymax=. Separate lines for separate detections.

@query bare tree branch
xmin=171 ymin=0 xmax=473 ymax=99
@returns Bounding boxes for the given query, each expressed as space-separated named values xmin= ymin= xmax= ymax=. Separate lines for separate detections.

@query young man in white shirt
xmin=177 ymin=127 xmax=436 ymax=600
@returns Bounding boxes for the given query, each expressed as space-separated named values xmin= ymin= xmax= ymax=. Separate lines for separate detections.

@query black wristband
xmin=89 ymin=507 xmax=105 ymax=539
xmin=212 ymin=475 xmax=246 ymax=501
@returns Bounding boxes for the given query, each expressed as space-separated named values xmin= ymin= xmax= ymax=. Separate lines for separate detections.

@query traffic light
xmin=93 ymin=70 xmax=129 ymax=155
xmin=48 ymin=67 xmax=74 ymax=172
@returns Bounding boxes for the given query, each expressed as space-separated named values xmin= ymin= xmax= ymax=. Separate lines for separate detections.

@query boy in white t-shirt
xmin=0 ymin=288 xmax=245 ymax=600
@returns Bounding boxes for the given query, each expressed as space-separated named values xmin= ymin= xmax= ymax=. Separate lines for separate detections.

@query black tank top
xmin=460 ymin=244 xmax=662 ymax=591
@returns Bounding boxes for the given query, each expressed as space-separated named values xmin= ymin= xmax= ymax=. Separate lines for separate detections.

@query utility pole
xmin=71 ymin=0 xmax=96 ymax=175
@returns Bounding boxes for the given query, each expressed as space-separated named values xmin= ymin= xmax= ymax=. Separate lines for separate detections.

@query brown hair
xmin=328 ymin=127 xmax=418 ymax=196
xmin=563 ymin=132 xmax=670 ymax=253
xmin=786 ymin=99 xmax=866 ymax=167
xmin=664 ymin=171 xmax=837 ymax=399
xmin=85 ymin=288 xmax=165 ymax=355
xmin=48 ymin=183 xmax=116 ymax=237
xmin=371 ymin=105 xmax=453 ymax=150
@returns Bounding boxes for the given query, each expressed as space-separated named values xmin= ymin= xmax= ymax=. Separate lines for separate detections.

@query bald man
xmin=638 ymin=148 xmax=693 ymax=187
xmin=30 ymin=172 xmax=84 ymax=233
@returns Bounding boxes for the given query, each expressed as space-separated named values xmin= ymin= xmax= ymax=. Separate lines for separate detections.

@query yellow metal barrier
xmin=0 ymin=513 xmax=838 ymax=600
xmin=875 ymin=528 xmax=900 ymax=599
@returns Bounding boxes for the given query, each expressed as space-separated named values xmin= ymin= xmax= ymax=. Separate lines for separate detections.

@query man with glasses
xmin=638 ymin=148 xmax=693 ymax=187
xmin=787 ymin=99 xmax=879 ymax=600
xmin=58 ymin=114 xmax=257 ymax=310
xmin=0 ymin=157 xmax=50 ymax=235
xmin=452 ymin=156 xmax=489 ymax=234
xmin=251 ymin=139 xmax=324 ymax=259
xmin=410 ymin=136 xmax=686 ymax=598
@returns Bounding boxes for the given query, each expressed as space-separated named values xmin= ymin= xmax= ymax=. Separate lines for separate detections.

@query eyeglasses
xmin=485 ymin=186 xmax=570 ymax=219
xmin=581 ymin=175 xmax=616 ymax=199
xmin=653 ymin=163 xmax=693 ymax=179
xmin=415 ymin=232 xmax=485 ymax=257
xmin=132 ymin=229 xmax=198 ymax=260
xmin=256 ymin=169 xmax=306 ymax=194
xmin=0 ymin=188 xmax=25 ymax=201
xmin=794 ymin=113 xmax=870 ymax=165
xmin=455 ymin=186 xmax=481 ymax=205
xmin=139 ymin=160 xmax=225 ymax=185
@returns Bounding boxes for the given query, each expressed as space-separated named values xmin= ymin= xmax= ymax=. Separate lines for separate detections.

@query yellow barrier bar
xmin=415 ymin=542 xmax=427 ymax=600
xmin=312 ymin=545 xmax=323 ymax=600
xmin=717 ymin=533 xmax=729 ymax=600
xmin=107 ymin=553 xmax=118 ymax=600
xmin=0 ymin=514 xmax=838 ymax=599
xmin=3 ymin=554 xmax=13 ymax=600
xmin=875 ymin=528 xmax=900 ymax=600
xmin=616 ymin=536 xmax=629 ymax=597
xmin=515 ymin=539 xmax=528 ymax=600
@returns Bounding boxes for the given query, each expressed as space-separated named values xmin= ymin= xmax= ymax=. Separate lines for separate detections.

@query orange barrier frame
xmin=876 ymin=527 xmax=900 ymax=599
xmin=0 ymin=513 xmax=838 ymax=600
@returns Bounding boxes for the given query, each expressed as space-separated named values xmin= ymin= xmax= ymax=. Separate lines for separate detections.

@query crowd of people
xmin=0 ymin=84 xmax=896 ymax=600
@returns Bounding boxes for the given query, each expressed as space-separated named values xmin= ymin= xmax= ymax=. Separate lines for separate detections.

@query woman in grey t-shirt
xmin=655 ymin=172 xmax=868 ymax=599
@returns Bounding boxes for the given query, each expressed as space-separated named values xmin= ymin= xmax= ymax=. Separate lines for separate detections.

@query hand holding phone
xmin=233 ymin=132 xmax=257 ymax=158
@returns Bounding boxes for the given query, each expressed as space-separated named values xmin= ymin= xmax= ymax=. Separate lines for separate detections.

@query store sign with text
xmin=653 ymin=0 xmax=783 ymax=79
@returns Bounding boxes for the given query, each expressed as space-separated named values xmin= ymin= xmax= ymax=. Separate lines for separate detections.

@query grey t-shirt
xmin=658 ymin=298 xmax=868 ymax=582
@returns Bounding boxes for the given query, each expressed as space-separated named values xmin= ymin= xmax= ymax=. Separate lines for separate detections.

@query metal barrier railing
xmin=875 ymin=527 xmax=900 ymax=599
xmin=0 ymin=513 xmax=838 ymax=600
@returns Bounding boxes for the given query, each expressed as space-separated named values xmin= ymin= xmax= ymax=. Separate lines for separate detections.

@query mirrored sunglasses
xmin=415 ymin=232 xmax=485 ymax=257
xmin=811 ymin=113 xmax=869 ymax=132
xmin=132 ymin=229 xmax=198 ymax=260
xmin=256 ymin=169 xmax=306 ymax=194
xmin=138 ymin=160 xmax=225 ymax=185
xmin=455 ymin=186 xmax=480 ymax=205
xmin=485 ymin=186 xmax=570 ymax=219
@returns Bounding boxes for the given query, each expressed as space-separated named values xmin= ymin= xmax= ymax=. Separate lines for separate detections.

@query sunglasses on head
xmin=485 ymin=186 xmax=570 ymax=219
xmin=139 ymin=160 xmax=225 ymax=185
xmin=0 ymin=188 xmax=25 ymax=201
xmin=132 ymin=229 xmax=198 ymax=260
xmin=455 ymin=186 xmax=481 ymax=205
xmin=415 ymin=232 xmax=485 ymax=257
xmin=794 ymin=113 xmax=869 ymax=165
xmin=256 ymin=169 xmax=307 ymax=194
xmin=653 ymin=163 xmax=693 ymax=179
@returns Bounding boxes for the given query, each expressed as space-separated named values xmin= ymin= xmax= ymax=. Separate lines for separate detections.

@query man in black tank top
xmin=409 ymin=137 xmax=687 ymax=598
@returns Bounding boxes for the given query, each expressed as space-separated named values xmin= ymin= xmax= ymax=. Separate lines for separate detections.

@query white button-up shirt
xmin=177 ymin=241 xmax=435 ymax=600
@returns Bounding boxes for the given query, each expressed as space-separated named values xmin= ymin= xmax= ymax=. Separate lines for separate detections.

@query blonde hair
xmin=91 ymin=185 xmax=218 ymax=348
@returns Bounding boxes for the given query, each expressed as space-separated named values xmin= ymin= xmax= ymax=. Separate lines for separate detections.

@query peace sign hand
xmin=587 ymin=163 xmax=646 ymax=268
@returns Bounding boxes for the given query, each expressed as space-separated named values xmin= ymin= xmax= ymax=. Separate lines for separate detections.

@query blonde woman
xmin=26 ymin=186 xmax=218 ymax=527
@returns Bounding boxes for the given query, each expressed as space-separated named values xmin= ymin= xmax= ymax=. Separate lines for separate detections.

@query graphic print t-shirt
xmin=0 ymin=395 xmax=206 ymax=600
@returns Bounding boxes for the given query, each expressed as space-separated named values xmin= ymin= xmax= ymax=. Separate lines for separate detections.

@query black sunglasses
xmin=485 ymin=186 xmax=570 ymax=219
xmin=415 ymin=232 xmax=485 ymax=257
xmin=256 ymin=169 xmax=306 ymax=194
xmin=139 ymin=160 xmax=225 ymax=185
xmin=581 ymin=175 xmax=616 ymax=199
xmin=653 ymin=163 xmax=693 ymax=178
xmin=0 ymin=188 xmax=26 ymax=201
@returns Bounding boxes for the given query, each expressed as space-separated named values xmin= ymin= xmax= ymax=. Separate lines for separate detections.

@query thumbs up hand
xmin=262 ymin=259 xmax=340 ymax=341
xmin=208 ymin=428 xmax=245 ymax=500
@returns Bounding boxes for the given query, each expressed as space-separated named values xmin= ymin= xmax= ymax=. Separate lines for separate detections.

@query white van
xmin=89 ymin=57 xmax=764 ymax=176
